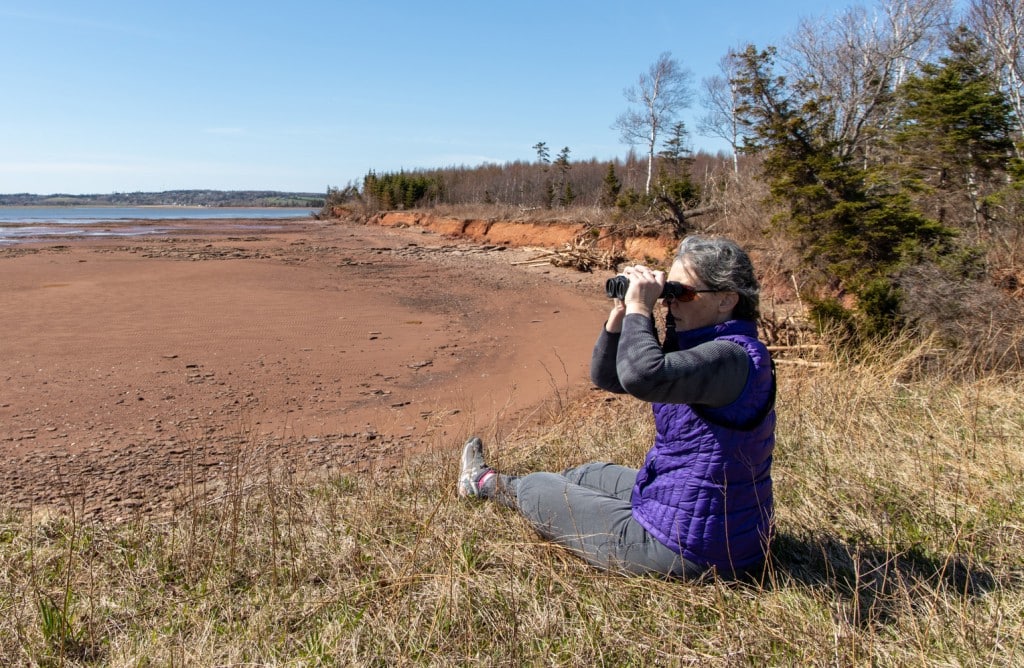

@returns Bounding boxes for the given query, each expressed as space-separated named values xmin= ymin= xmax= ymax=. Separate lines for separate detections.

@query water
xmin=0 ymin=206 xmax=315 ymax=244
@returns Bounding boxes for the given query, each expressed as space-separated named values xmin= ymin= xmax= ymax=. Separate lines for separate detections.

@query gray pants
xmin=500 ymin=462 xmax=702 ymax=578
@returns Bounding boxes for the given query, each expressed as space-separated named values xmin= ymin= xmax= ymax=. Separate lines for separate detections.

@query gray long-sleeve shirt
xmin=590 ymin=313 xmax=750 ymax=408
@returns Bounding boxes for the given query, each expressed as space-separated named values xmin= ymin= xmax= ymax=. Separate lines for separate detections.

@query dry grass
xmin=2 ymin=338 xmax=1023 ymax=666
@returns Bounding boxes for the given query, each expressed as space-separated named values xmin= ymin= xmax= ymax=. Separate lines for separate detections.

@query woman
xmin=458 ymin=235 xmax=775 ymax=579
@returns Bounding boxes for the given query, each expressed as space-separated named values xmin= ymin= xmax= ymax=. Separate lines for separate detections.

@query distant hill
xmin=0 ymin=190 xmax=325 ymax=208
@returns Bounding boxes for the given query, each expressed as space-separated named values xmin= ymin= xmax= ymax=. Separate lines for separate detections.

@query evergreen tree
xmin=892 ymin=27 xmax=1015 ymax=231
xmin=599 ymin=163 xmax=621 ymax=208
xmin=534 ymin=141 xmax=554 ymax=208
xmin=543 ymin=181 xmax=556 ymax=209
xmin=659 ymin=121 xmax=694 ymax=165
xmin=361 ymin=170 xmax=442 ymax=210
xmin=532 ymin=142 xmax=551 ymax=165
xmin=562 ymin=182 xmax=576 ymax=207
xmin=554 ymin=146 xmax=573 ymax=206
xmin=654 ymin=121 xmax=699 ymax=234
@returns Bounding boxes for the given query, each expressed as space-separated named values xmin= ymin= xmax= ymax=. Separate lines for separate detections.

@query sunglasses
xmin=662 ymin=281 xmax=718 ymax=302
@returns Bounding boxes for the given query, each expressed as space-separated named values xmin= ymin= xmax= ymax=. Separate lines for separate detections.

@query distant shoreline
xmin=0 ymin=189 xmax=326 ymax=209
xmin=0 ymin=207 xmax=317 ymax=245
xmin=0 ymin=204 xmax=314 ymax=209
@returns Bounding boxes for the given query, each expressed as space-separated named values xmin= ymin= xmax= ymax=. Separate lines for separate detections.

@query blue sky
xmin=1 ymin=0 xmax=864 ymax=195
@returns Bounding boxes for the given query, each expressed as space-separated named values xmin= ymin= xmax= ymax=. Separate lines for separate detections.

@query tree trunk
xmin=657 ymin=197 xmax=719 ymax=237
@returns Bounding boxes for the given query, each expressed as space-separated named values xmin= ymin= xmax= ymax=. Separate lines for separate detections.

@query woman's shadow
xmin=734 ymin=530 xmax=1013 ymax=627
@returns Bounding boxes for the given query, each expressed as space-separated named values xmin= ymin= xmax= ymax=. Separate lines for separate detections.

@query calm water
xmin=0 ymin=206 xmax=315 ymax=244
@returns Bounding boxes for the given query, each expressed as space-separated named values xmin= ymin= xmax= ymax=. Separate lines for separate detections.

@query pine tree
xmin=554 ymin=147 xmax=573 ymax=207
xmin=654 ymin=121 xmax=699 ymax=233
xmin=599 ymin=163 xmax=621 ymax=208
xmin=893 ymin=27 xmax=1015 ymax=231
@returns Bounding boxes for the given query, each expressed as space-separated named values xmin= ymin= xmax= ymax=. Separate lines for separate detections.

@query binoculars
xmin=605 ymin=276 xmax=687 ymax=300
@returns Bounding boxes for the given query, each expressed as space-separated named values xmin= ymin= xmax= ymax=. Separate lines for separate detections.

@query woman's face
xmin=665 ymin=259 xmax=738 ymax=332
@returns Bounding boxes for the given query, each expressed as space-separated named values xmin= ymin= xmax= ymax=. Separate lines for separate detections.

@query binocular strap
xmin=661 ymin=311 xmax=679 ymax=354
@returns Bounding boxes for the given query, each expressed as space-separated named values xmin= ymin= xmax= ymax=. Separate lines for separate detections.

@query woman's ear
xmin=717 ymin=291 xmax=739 ymax=315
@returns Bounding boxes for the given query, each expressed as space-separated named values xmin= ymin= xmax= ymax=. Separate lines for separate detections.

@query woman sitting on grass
xmin=458 ymin=235 xmax=776 ymax=579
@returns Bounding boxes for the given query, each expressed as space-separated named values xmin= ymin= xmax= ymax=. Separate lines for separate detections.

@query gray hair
xmin=676 ymin=235 xmax=760 ymax=320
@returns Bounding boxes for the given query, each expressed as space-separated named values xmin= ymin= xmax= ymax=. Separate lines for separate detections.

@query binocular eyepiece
xmin=605 ymin=275 xmax=686 ymax=300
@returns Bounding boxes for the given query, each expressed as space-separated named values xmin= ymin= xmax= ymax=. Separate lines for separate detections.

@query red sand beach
xmin=0 ymin=218 xmax=611 ymax=517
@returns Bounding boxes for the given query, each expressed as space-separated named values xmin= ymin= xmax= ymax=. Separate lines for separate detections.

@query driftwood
xmin=764 ymin=343 xmax=829 ymax=369
xmin=512 ymin=233 xmax=626 ymax=273
xmin=773 ymin=358 xmax=827 ymax=368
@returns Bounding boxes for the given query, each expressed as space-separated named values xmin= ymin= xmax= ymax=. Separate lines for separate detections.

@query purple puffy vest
xmin=630 ymin=319 xmax=775 ymax=572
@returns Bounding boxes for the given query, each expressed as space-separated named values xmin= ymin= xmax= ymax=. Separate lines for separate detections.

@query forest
xmin=328 ymin=0 xmax=1024 ymax=365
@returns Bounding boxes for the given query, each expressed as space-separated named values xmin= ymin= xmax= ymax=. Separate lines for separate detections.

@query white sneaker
xmin=458 ymin=436 xmax=494 ymax=498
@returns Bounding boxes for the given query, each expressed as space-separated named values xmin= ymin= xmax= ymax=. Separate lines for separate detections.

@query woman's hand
xmin=604 ymin=298 xmax=627 ymax=333
xmin=621 ymin=265 xmax=665 ymax=318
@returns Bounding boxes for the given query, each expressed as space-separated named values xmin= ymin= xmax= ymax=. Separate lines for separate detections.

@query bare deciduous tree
xmin=781 ymin=0 xmax=953 ymax=161
xmin=699 ymin=50 xmax=746 ymax=174
xmin=967 ymin=0 xmax=1024 ymax=154
xmin=613 ymin=52 xmax=693 ymax=194
xmin=884 ymin=0 xmax=953 ymax=86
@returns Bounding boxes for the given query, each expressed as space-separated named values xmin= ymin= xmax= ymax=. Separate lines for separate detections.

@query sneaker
xmin=458 ymin=436 xmax=495 ymax=498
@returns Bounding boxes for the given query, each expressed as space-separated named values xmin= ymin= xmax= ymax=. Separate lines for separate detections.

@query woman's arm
xmin=590 ymin=327 xmax=627 ymax=393
xmin=590 ymin=298 xmax=629 ymax=393
xmin=615 ymin=313 xmax=750 ymax=406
